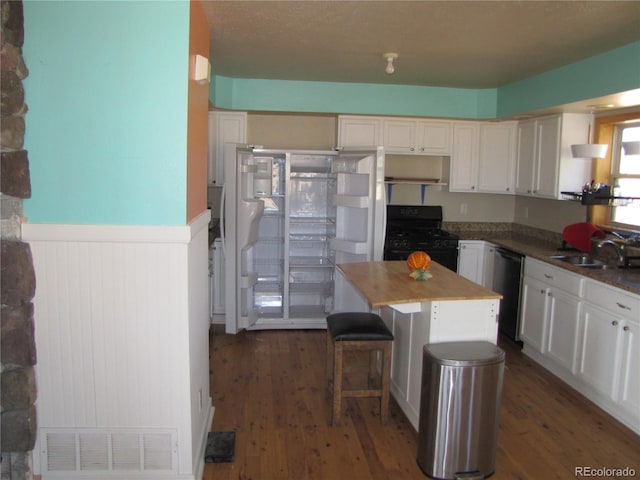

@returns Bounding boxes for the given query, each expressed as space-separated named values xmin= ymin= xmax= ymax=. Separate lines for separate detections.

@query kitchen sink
xmin=549 ymin=255 xmax=608 ymax=270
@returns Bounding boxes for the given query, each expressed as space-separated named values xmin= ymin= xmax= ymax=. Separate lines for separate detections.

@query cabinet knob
xmin=612 ymin=320 xmax=619 ymax=326
xmin=471 ymin=186 xmax=475 ymax=190
xmin=410 ymin=147 xmax=415 ymax=152
xmin=623 ymin=326 xmax=630 ymax=332
xmin=506 ymin=187 xmax=510 ymax=192
xmin=540 ymin=289 xmax=545 ymax=294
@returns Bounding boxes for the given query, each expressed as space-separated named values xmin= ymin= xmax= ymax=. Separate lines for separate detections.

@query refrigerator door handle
xmin=220 ymin=183 xmax=226 ymax=255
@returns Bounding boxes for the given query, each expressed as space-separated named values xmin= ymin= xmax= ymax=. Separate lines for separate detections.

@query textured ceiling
xmin=203 ymin=1 xmax=640 ymax=90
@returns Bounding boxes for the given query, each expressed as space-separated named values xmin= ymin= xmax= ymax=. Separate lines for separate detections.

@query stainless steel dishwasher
xmin=492 ymin=247 xmax=524 ymax=343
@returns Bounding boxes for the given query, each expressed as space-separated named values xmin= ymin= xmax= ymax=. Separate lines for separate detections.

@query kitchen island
xmin=335 ymin=261 xmax=502 ymax=430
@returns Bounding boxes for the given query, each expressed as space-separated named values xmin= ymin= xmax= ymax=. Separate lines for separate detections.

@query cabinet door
xmin=534 ymin=115 xmax=561 ymax=198
xmin=478 ymin=122 xmax=516 ymax=194
xmin=390 ymin=308 xmax=411 ymax=403
xmin=617 ymin=319 xmax=640 ymax=416
xmin=515 ymin=120 xmax=536 ymax=195
xmin=519 ymin=276 xmax=549 ymax=352
xmin=449 ymin=122 xmax=480 ymax=192
xmin=416 ymin=121 xmax=451 ymax=155
xmin=546 ymin=288 xmax=581 ymax=373
xmin=457 ymin=241 xmax=484 ymax=284
xmin=209 ymin=111 xmax=247 ymax=185
xmin=337 ymin=116 xmax=381 ymax=147
xmin=482 ymin=244 xmax=496 ymax=289
xmin=578 ymin=303 xmax=622 ymax=398
xmin=383 ymin=119 xmax=417 ymax=154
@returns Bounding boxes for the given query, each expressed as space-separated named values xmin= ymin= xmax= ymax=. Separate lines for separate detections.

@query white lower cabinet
xmin=546 ymin=287 xmax=581 ymax=373
xmin=520 ymin=258 xmax=582 ymax=360
xmin=519 ymin=275 xmax=550 ymax=353
xmin=520 ymin=257 xmax=639 ymax=434
xmin=578 ymin=280 xmax=640 ymax=424
xmin=578 ymin=302 xmax=622 ymax=398
xmin=457 ymin=241 xmax=484 ymax=284
xmin=457 ymin=240 xmax=496 ymax=288
xmin=618 ymin=318 xmax=640 ymax=419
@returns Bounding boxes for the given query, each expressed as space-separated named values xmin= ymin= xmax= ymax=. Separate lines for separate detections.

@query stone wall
xmin=1 ymin=1 xmax=37 ymax=479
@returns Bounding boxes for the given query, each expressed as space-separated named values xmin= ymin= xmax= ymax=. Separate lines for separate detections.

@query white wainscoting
xmin=23 ymin=211 xmax=213 ymax=480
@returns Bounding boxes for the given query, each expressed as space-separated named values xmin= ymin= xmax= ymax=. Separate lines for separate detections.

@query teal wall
xmin=21 ymin=0 xmax=638 ymax=226
xmin=23 ymin=1 xmax=190 ymax=225
xmin=211 ymin=77 xmax=498 ymax=119
xmin=210 ymin=41 xmax=640 ymax=120
xmin=497 ymin=41 xmax=640 ymax=117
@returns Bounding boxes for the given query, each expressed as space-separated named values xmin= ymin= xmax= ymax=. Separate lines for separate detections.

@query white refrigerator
xmin=221 ymin=145 xmax=386 ymax=333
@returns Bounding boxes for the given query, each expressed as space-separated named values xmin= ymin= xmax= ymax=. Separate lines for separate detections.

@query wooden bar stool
xmin=326 ymin=312 xmax=394 ymax=426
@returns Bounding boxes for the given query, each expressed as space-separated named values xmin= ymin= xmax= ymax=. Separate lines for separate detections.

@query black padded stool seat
xmin=326 ymin=312 xmax=394 ymax=426
xmin=327 ymin=312 xmax=394 ymax=342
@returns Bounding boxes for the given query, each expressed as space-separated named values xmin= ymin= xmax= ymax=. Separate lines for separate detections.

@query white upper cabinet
xmin=478 ymin=122 xmax=517 ymax=193
xmin=337 ymin=115 xmax=382 ymax=148
xmin=382 ymin=118 xmax=451 ymax=155
xmin=338 ymin=115 xmax=451 ymax=154
xmin=209 ymin=111 xmax=247 ymax=185
xmin=417 ymin=121 xmax=452 ymax=155
xmin=449 ymin=122 xmax=480 ymax=191
xmin=383 ymin=118 xmax=418 ymax=153
xmin=515 ymin=119 xmax=536 ymax=195
xmin=515 ymin=113 xmax=593 ymax=199
xmin=449 ymin=121 xmax=517 ymax=194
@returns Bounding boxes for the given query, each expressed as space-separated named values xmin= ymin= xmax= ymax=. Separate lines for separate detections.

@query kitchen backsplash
xmin=444 ymin=222 xmax=563 ymax=246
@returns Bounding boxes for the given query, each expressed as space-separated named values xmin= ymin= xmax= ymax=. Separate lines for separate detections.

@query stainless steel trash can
xmin=416 ymin=341 xmax=505 ymax=480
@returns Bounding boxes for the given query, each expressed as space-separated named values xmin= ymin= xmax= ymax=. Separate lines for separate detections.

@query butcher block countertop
xmin=336 ymin=261 xmax=502 ymax=307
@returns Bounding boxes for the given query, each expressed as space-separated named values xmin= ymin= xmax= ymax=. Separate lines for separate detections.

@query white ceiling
xmin=202 ymin=0 xmax=640 ymax=113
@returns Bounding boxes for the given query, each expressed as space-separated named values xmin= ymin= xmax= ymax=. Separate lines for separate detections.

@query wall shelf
xmin=561 ymin=191 xmax=640 ymax=205
xmin=384 ymin=178 xmax=447 ymax=204
xmin=384 ymin=177 xmax=444 ymax=185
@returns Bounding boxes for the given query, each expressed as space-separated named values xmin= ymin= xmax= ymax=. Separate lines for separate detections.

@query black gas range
xmin=383 ymin=205 xmax=459 ymax=272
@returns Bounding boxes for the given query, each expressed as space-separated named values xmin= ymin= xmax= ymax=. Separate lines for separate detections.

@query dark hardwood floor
xmin=204 ymin=325 xmax=640 ymax=480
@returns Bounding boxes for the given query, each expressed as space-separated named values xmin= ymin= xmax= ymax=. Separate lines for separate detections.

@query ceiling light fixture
xmin=571 ymin=115 xmax=608 ymax=159
xmin=571 ymin=143 xmax=608 ymax=159
xmin=384 ymin=53 xmax=398 ymax=75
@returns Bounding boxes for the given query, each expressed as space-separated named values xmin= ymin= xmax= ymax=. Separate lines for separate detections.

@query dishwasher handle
xmin=496 ymin=247 xmax=524 ymax=263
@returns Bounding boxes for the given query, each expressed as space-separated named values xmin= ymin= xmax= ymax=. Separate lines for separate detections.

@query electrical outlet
xmin=460 ymin=203 xmax=468 ymax=215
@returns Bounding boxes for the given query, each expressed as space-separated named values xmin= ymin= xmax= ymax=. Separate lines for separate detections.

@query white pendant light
xmin=622 ymin=141 xmax=640 ymax=156
xmin=384 ymin=53 xmax=398 ymax=75
xmin=571 ymin=143 xmax=608 ymax=159
xmin=571 ymin=121 xmax=608 ymax=159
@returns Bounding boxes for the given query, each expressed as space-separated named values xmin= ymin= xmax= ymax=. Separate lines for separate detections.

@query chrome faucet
xmin=597 ymin=239 xmax=627 ymax=264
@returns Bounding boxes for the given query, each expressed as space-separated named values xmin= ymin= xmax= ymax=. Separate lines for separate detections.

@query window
xmin=610 ymin=122 xmax=640 ymax=228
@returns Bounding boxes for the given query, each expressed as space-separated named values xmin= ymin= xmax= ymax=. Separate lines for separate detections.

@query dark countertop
xmin=457 ymin=231 xmax=640 ymax=295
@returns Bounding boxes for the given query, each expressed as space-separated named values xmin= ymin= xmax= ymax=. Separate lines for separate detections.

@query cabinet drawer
xmin=583 ymin=280 xmax=639 ymax=317
xmin=524 ymin=258 xmax=583 ymax=296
